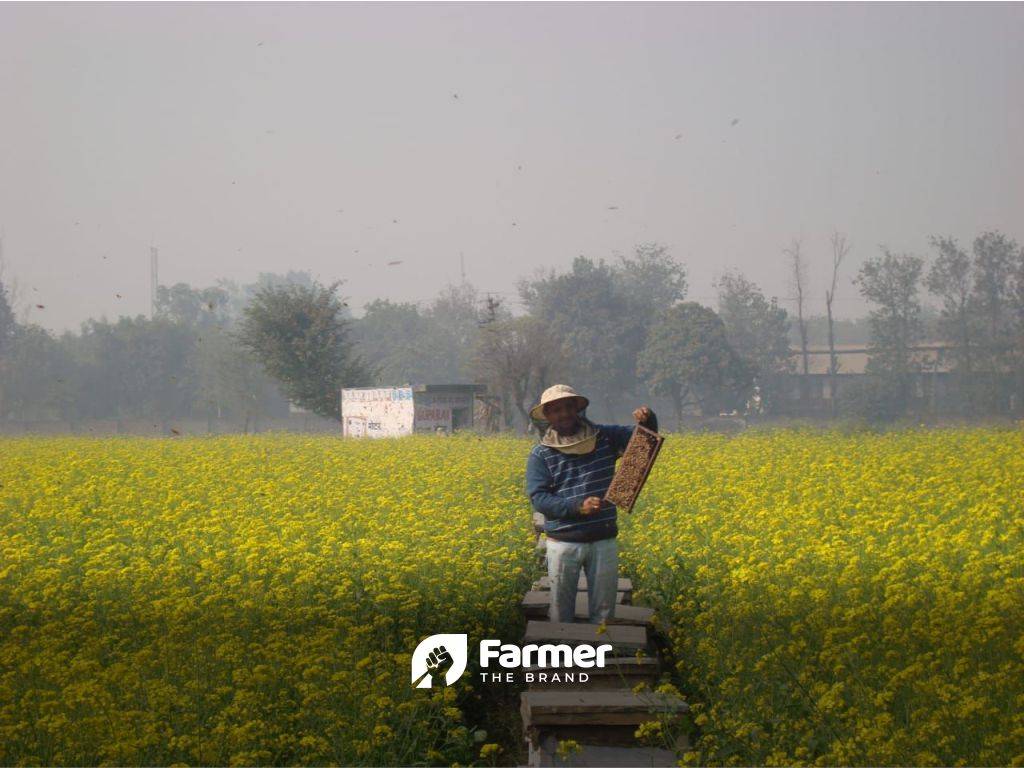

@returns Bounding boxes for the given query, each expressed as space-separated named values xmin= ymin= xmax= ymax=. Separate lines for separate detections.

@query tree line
xmin=0 ymin=230 xmax=1021 ymax=431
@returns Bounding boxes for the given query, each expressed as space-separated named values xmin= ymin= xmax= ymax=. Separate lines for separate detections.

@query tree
xmin=614 ymin=243 xmax=688 ymax=311
xmin=971 ymin=231 xmax=1018 ymax=352
xmin=0 ymin=324 xmax=69 ymax=421
xmin=120 ymin=318 xmax=197 ymax=428
xmin=352 ymin=283 xmax=488 ymax=387
xmin=854 ymin=249 xmax=925 ymax=415
xmin=519 ymin=256 xmax=636 ymax=419
xmin=421 ymin=282 xmax=483 ymax=383
xmin=637 ymin=302 xmax=751 ymax=427
xmin=217 ymin=271 xmax=321 ymax=325
xmin=519 ymin=247 xmax=686 ymax=420
xmin=194 ymin=326 xmax=286 ymax=433
xmin=1011 ymin=243 xmax=1024 ymax=413
xmin=715 ymin=272 xmax=791 ymax=411
xmin=826 ymin=232 xmax=851 ymax=417
xmin=784 ymin=239 xmax=810 ymax=397
xmin=352 ymin=299 xmax=435 ymax=385
xmin=56 ymin=316 xmax=197 ymax=427
xmin=472 ymin=311 xmax=566 ymax=430
xmin=970 ymin=231 xmax=1019 ymax=410
xmin=925 ymin=235 xmax=978 ymax=412
xmin=613 ymin=243 xmax=688 ymax=405
xmin=236 ymin=281 xmax=369 ymax=420
xmin=154 ymin=280 xmax=287 ymax=429
xmin=155 ymin=283 xmax=230 ymax=328
xmin=0 ymin=276 xmax=16 ymax=420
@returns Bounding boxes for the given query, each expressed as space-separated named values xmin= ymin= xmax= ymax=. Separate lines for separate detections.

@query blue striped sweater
xmin=525 ymin=416 xmax=657 ymax=542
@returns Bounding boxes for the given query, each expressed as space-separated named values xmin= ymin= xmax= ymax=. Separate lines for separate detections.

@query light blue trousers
xmin=545 ymin=536 xmax=618 ymax=624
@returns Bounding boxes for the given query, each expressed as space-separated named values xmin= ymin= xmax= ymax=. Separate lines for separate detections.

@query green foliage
xmin=237 ymin=281 xmax=369 ymax=420
xmin=923 ymin=230 xmax=1024 ymax=414
xmin=518 ymin=243 xmax=687 ymax=418
xmin=0 ymin=278 xmax=16 ymax=419
xmin=0 ymin=278 xmax=14 ymax=358
xmin=216 ymin=271 xmax=321 ymax=325
xmin=195 ymin=326 xmax=284 ymax=430
xmin=715 ymin=271 xmax=792 ymax=411
xmin=155 ymin=283 xmax=230 ymax=328
xmin=638 ymin=302 xmax=751 ymax=421
xmin=838 ymin=374 xmax=909 ymax=423
xmin=39 ymin=316 xmax=197 ymax=424
xmin=352 ymin=283 xmax=483 ymax=387
xmin=854 ymin=248 xmax=925 ymax=413
xmin=971 ymin=231 xmax=1019 ymax=350
xmin=351 ymin=298 xmax=433 ymax=385
xmin=420 ymin=282 xmax=483 ymax=383
xmin=615 ymin=242 xmax=688 ymax=312
xmin=1 ymin=324 xmax=70 ymax=420
xmin=519 ymin=256 xmax=633 ymax=415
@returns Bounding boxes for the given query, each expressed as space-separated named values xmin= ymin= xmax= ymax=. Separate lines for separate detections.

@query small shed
xmin=340 ymin=383 xmax=487 ymax=438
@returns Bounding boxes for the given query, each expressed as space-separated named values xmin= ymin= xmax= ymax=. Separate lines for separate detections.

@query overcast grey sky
xmin=1 ymin=2 xmax=1021 ymax=333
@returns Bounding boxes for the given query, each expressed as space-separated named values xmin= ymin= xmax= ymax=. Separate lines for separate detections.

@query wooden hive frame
xmin=603 ymin=424 xmax=664 ymax=513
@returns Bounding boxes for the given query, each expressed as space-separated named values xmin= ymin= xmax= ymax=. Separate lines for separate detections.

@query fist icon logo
xmin=411 ymin=634 xmax=468 ymax=688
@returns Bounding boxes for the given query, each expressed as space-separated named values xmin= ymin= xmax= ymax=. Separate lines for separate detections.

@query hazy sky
xmin=1 ymin=2 xmax=1021 ymax=334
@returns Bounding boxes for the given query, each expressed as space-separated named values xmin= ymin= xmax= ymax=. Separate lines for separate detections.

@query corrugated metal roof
xmin=342 ymin=383 xmax=488 ymax=392
xmin=411 ymin=383 xmax=488 ymax=393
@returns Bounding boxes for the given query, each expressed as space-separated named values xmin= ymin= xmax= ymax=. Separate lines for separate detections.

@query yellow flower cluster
xmin=2 ymin=428 xmax=1021 ymax=766
xmin=622 ymin=428 xmax=1024 ymax=766
xmin=0 ymin=433 xmax=534 ymax=766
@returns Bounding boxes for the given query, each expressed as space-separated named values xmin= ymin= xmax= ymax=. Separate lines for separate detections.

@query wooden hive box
xmin=532 ymin=576 xmax=633 ymax=604
xmin=522 ymin=655 xmax=662 ymax=692
xmin=523 ymin=620 xmax=648 ymax=653
xmin=603 ymin=424 xmax=664 ymax=512
xmin=527 ymin=730 xmax=686 ymax=767
xmin=521 ymin=689 xmax=689 ymax=728
xmin=520 ymin=592 xmax=653 ymax=627
xmin=521 ymin=689 xmax=690 ymax=765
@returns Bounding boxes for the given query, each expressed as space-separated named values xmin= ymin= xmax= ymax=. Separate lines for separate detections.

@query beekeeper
xmin=524 ymin=384 xmax=658 ymax=624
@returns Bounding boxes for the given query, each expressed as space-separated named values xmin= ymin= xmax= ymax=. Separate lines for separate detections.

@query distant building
xmin=777 ymin=343 xmax=955 ymax=414
xmin=340 ymin=383 xmax=487 ymax=437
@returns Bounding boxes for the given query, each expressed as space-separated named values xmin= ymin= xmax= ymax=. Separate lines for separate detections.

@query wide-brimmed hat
xmin=529 ymin=384 xmax=590 ymax=422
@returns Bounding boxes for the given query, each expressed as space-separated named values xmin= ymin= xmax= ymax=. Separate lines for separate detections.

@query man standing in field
xmin=525 ymin=384 xmax=658 ymax=624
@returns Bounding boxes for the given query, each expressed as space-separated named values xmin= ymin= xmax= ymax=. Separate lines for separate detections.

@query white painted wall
xmin=341 ymin=387 xmax=415 ymax=438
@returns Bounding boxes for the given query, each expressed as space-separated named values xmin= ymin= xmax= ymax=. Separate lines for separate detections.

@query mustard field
xmin=1 ymin=429 xmax=1022 ymax=766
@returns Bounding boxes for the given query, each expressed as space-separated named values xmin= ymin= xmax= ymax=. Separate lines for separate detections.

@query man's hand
xmin=580 ymin=497 xmax=602 ymax=515
xmin=633 ymin=405 xmax=652 ymax=423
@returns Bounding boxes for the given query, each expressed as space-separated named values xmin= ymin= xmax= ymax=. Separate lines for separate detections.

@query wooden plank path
xmin=517 ymin=534 xmax=689 ymax=767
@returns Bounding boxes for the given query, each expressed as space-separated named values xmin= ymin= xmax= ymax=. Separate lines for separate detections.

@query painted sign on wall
xmin=341 ymin=387 xmax=415 ymax=438
xmin=413 ymin=391 xmax=473 ymax=432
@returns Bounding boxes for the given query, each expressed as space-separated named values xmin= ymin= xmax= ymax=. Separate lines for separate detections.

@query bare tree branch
xmin=826 ymin=231 xmax=851 ymax=416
